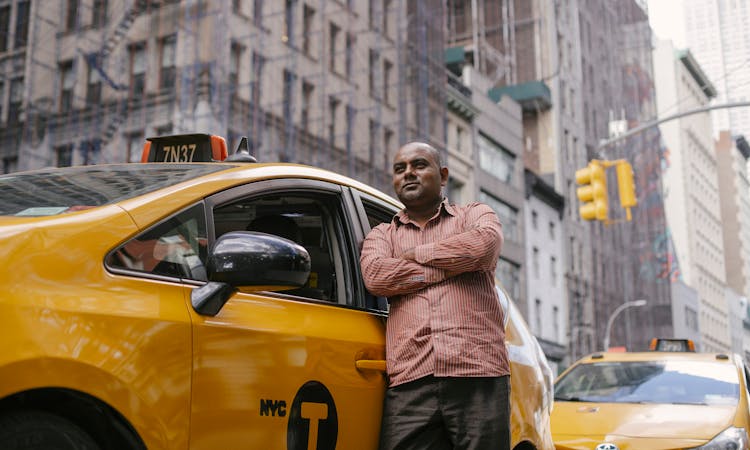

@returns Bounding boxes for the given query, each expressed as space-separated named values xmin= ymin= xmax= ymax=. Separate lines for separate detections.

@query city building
xmin=683 ymin=0 xmax=750 ymax=138
xmin=716 ymin=132 xmax=750 ymax=301
xmin=715 ymin=132 xmax=750 ymax=357
xmin=524 ymin=169 xmax=566 ymax=374
xmin=653 ymin=39 xmax=729 ymax=352
xmin=1 ymin=0 xmax=448 ymax=196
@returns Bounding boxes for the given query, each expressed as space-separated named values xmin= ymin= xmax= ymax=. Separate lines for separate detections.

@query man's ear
xmin=440 ymin=167 xmax=449 ymax=185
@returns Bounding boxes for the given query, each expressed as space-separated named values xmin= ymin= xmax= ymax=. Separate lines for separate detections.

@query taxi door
xmin=187 ymin=179 xmax=387 ymax=450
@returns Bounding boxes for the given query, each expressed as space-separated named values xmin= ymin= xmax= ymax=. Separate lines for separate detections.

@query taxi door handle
xmin=355 ymin=359 xmax=386 ymax=372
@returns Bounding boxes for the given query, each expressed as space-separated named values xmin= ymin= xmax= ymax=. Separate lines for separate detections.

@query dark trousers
xmin=379 ymin=375 xmax=511 ymax=450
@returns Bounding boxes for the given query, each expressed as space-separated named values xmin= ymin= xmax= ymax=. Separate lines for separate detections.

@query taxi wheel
xmin=0 ymin=410 xmax=100 ymax=450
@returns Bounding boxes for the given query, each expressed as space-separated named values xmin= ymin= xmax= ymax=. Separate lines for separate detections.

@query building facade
xmin=2 ymin=0 xmax=449 ymax=196
xmin=683 ymin=0 xmax=750 ymax=138
xmin=654 ymin=39 xmax=729 ymax=352
xmin=716 ymin=132 xmax=750 ymax=300
xmin=524 ymin=169 xmax=566 ymax=374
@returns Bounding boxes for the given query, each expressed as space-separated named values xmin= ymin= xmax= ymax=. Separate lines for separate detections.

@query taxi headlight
xmin=691 ymin=427 xmax=749 ymax=450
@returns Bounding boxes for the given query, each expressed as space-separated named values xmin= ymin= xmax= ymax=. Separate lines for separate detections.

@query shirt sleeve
xmin=413 ymin=203 xmax=503 ymax=273
xmin=360 ymin=224 xmax=447 ymax=297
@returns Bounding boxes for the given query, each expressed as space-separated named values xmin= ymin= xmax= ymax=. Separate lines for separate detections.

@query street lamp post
xmin=603 ymin=299 xmax=648 ymax=351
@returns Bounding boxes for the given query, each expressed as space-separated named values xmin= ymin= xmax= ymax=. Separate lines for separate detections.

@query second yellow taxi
xmin=552 ymin=339 xmax=750 ymax=450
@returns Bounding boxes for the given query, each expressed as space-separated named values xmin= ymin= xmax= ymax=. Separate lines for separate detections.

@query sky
xmin=647 ymin=0 xmax=686 ymax=48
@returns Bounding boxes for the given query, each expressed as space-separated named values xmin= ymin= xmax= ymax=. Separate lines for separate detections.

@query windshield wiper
xmin=554 ymin=395 xmax=583 ymax=402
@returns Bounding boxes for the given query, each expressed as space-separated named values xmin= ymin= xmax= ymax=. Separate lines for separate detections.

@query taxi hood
xmin=552 ymin=401 xmax=736 ymax=441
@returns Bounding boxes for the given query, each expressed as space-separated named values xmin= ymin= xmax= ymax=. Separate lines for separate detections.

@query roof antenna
xmin=225 ymin=136 xmax=257 ymax=163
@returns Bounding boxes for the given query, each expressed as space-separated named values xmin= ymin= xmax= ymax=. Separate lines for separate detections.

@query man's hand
xmin=401 ymin=248 xmax=416 ymax=261
xmin=402 ymin=247 xmax=461 ymax=279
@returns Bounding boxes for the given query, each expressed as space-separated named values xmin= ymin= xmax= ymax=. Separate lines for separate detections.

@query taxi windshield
xmin=0 ymin=164 xmax=229 ymax=217
xmin=555 ymin=360 xmax=740 ymax=406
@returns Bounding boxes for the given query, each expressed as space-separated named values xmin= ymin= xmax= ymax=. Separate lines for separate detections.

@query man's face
xmin=392 ymin=144 xmax=447 ymax=208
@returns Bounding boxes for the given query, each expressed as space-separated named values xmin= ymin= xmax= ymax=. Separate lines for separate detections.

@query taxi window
xmin=213 ymin=193 xmax=350 ymax=303
xmin=555 ymin=360 xmax=740 ymax=406
xmin=360 ymin=199 xmax=397 ymax=312
xmin=0 ymin=164 xmax=228 ymax=216
xmin=106 ymin=203 xmax=208 ymax=281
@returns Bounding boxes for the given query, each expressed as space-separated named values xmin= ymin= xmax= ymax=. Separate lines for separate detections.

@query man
xmin=360 ymin=142 xmax=510 ymax=450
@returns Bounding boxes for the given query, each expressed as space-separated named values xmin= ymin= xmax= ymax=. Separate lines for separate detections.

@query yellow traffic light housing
xmin=616 ymin=160 xmax=637 ymax=220
xmin=575 ymin=161 xmax=608 ymax=221
xmin=575 ymin=159 xmax=638 ymax=224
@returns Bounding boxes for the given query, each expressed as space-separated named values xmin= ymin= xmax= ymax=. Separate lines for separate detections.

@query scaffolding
xmin=4 ymin=0 xmax=449 ymax=194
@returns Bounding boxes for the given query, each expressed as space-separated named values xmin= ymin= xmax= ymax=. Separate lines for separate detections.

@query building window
xmin=455 ymin=125 xmax=464 ymax=153
xmin=253 ymin=0 xmax=263 ymax=27
xmin=549 ymin=221 xmax=555 ymax=240
xmin=535 ymin=299 xmax=542 ymax=334
xmin=8 ymin=77 xmax=23 ymax=123
xmin=531 ymin=210 xmax=538 ymax=229
xmin=129 ymin=43 xmax=147 ymax=96
xmin=532 ymin=246 xmax=539 ymax=278
xmin=59 ymin=61 xmax=74 ymax=112
xmin=159 ymin=35 xmax=176 ymax=91
xmin=478 ymin=133 xmax=515 ymax=183
xmin=232 ymin=0 xmax=242 ymax=14
xmin=156 ymin=124 xmax=172 ymax=136
xmin=0 ymin=81 xmax=4 ymax=121
xmin=496 ymin=257 xmax=520 ymax=300
xmin=0 ymin=6 xmax=9 ymax=52
xmin=345 ymin=33 xmax=354 ymax=79
xmin=383 ymin=59 xmax=393 ymax=106
xmin=80 ymin=140 xmax=101 ymax=165
xmin=125 ymin=132 xmax=144 ymax=162
xmin=550 ymin=256 xmax=557 ymax=284
xmin=345 ymin=104 xmax=355 ymax=150
xmin=383 ymin=0 xmax=393 ymax=36
xmin=328 ymin=96 xmax=339 ymax=146
xmin=368 ymin=0 xmax=376 ymax=28
xmin=284 ymin=0 xmax=294 ymax=45
xmin=301 ymin=80 xmax=314 ymax=131
xmin=66 ymin=0 xmax=78 ymax=32
xmin=302 ymin=4 xmax=315 ymax=56
xmin=448 ymin=0 xmax=469 ymax=36
xmin=369 ymin=49 xmax=380 ymax=99
xmin=14 ymin=0 xmax=29 ymax=48
xmin=447 ymin=177 xmax=463 ymax=205
xmin=56 ymin=145 xmax=73 ymax=167
xmin=383 ymin=127 xmax=393 ymax=172
xmin=92 ymin=0 xmax=107 ymax=28
xmin=282 ymin=69 xmax=296 ymax=126
xmin=3 ymin=156 xmax=17 ymax=173
xmin=230 ymin=42 xmax=242 ymax=92
xmin=685 ymin=306 xmax=698 ymax=331
xmin=553 ymin=305 xmax=560 ymax=341
xmin=86 ymin=63 xmax=102 ymax=105
xmin=251 ymin=52 xmax=264 ymax=105
xmin=369 ymin=119 xmax=379 ymax=165
xmin=479 ymin=190 xmax=519 ymax=242
xmin=329 ymin=22 xmax=339 ymax=73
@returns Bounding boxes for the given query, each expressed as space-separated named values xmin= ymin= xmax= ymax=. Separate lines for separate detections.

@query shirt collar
xmin=393 ymin=197 xmax=456 ymax=226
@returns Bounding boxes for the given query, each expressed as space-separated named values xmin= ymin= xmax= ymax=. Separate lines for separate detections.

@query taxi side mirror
xmin=191 ymin=231 xmax=311 ymax=316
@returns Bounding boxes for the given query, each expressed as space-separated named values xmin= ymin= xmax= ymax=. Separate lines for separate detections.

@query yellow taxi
xmin=552 ymin=339 xmax=750 ymax=450
xmin=0 ymin=133 xmax=553 ymax=449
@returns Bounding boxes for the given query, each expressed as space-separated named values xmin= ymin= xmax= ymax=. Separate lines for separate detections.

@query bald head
xmin=396 ymin=142 xmax=443 ymax=168
xmin=391 ymin=141 xmax=449 ymax=217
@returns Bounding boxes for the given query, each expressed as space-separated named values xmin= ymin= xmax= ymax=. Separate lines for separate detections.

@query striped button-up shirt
xmin=360 ymin=199 xmax=510 ymax=387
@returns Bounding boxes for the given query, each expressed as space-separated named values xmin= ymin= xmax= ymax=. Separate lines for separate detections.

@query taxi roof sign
xmin=649 ymin=338 xmax=696 ymax=352
xmin=141 ymin=133 xmax=227 ymax=163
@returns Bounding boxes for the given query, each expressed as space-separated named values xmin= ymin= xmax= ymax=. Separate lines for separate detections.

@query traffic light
xmin=616 ymin=160 xmax=637 ymax=208
xmin=575 ymin=161 xmax=608 ymax=221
